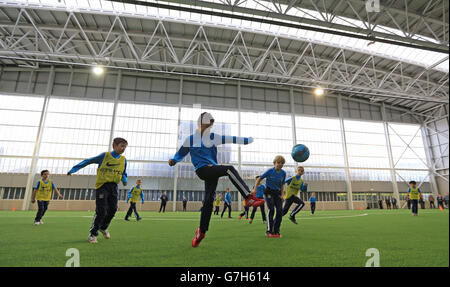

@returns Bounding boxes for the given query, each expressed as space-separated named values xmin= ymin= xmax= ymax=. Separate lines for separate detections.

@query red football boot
xmin=245 ymin=194 xmax=265 ymax=208
xmin=191 ymin=227 xmax=205 ymax=247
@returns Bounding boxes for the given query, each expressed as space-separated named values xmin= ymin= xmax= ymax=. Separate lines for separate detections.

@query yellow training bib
xmin=35 ymin=179 xmax=53 ymax=201
xmin=409 ymin=187 xmax=420 ymax=200
xmin=95 ymin=152 xmax=126 ymax=189
xmin=130 ymin=186 xmax=142 ymax=203
xmin=285 ymin=176 xmax=304 ymax=199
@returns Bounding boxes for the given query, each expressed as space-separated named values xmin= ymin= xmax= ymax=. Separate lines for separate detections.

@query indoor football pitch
xmin=0 ymin=209 xmax=448 ymax=267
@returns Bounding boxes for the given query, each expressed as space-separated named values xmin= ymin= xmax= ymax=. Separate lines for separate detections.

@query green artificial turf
xmin=0 ymin=209 xmax=448 ymax=267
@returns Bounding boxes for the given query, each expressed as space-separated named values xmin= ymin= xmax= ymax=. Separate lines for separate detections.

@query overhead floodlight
xmin=314 ymin=87 xmax=325 ymax=96
xmin=92 ymin=65 xmax=104 ymax=75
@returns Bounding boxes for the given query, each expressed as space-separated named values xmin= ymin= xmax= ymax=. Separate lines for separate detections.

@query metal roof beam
xmin=130 ymin=0 xmax=449 ymax=52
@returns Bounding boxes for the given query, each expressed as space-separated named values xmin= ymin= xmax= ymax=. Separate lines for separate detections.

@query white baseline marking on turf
xmin=296 ymin=213 xmax=369 ymax=220
xmin=76 ymin=213 xmax=370 ymax=221
xmin=361 ymin=211 xmax=447 ymax=216
xmin=1 ymin=210 xmax=446 ymax=219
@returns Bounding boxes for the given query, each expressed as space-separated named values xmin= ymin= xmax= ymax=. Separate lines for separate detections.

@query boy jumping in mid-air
xmin=168 ymin=112 xmax=264 ymax=247
xmin=125 ymin=179 xmax=144 ymax=221
xmin=253 ymin=155 xmax=286 ymax=238
xmin=31 ymin=170 xmax=63 ymax=225
xmin=68 ymin=137 xmax=128 ymax=243
xmin=406 ymin=181 xmax=423 ymax=216
xmin=282 ymin=166 xmax=308 ymax=224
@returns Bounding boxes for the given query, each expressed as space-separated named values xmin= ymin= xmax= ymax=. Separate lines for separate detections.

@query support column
xmin=337 ymin=96 xmax=353 ymax=210
xmin=290 ymin=87 xmax=298 ymax=167
xmin=237 ymin=81 xmax=242 ymax=211
xmin=107 ymin=70 xmax=122 ymax=206
xmin=421 ymin=124 xmax=440 ymax=196
xmin=22 ymin=66 xmax=55 ymax=210
xmin=108 ymin=70 xmax=122 ymax=151
xmin=173 ymin=76 xmax=183 ymax=211
xmin=381 ymin=103 xmax=400 ymax=203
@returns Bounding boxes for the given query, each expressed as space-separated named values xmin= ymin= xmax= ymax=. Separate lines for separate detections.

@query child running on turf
xmin=249 ymin=177 xmax=267 ymax=224
xmin=67 ymin=137 xmax=128 ymax=243
xmin=213 ymin=193 xmax=221 ymax=215
xmin=406 ymin=180 xmax=423 ymax=216
xmin=239 ymin=200 xmax=250 ymax=220
xmin=221 ymin=188 xmax=233 ymax=218
xmin=309 ymin=192 xmax=317 ymax=215
xmin=282 ymin=166 xmax=308 ymax=224
xmin=252 ymin=155 xmax=286 ymax=238
xmin=125 ymin=179 xmax=144 ymax=221
xmin=168 ymin=112 xmax=264 ymax=247
xmin=31 ymin=170 xmax=63 ymax=225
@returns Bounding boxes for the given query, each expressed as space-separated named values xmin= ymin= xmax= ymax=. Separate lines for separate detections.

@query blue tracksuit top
xmin=256 ymin=185 xmax=265 ymax=199
xmin=170 ymin=130 xmax=253 ymax=170
xmin=260 ymin=167 xmax=286 ymax=191
xmin=225 ymin=193 xmax=232 ymax=204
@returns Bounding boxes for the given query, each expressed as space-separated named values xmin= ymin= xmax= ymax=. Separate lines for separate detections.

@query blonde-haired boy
xmin=283 ymin=166 xmax=308 ymax=224
xmin=253 ymin=155 xmax=286 ymax=237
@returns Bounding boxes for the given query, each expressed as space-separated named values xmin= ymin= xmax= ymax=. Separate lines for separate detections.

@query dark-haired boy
xmin=159 ymin=191 xmax=168 ymax=213
xmin=183 ymin=196 xmax=188 ymax=212
xmin=31 ymin=170 xmax=63 ymax=225
xmin=406 ymin=181 xmax=423 ymax=216
xmin=68 ymin=137 xmax=128 ymax=243
xmin=169 ymin=112 xmax=264 ymax=247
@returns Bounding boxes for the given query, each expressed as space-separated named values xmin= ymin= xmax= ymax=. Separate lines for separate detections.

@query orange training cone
xmin=12 ymin=207 xmax=15 ymax=212
xmin=440 ymin=205 xmax=443 ymax=211
xmin=360 ymin=207 xmax=363 ymax=211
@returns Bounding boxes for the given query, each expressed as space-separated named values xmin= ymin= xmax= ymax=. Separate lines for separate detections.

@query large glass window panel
xmin=295 ymin=116 xmax=345 ymax=167
xmin=241 ymin=111 xmax=293 ymax=167
xmin=36 ymin=159 xmax=94 ymax=175
xmin=115 ymin=103 xmax=179 ymax=163
xmin=0 ymin=141 xmax=36 ymax=157
xmin=0 ymin=95 xmax=44 ymax=172
xmin=0 ymin=110 xmax=42 ymax=126
xmin=388 ymin=123 xmax=428 ymax=170
xmin=344 ymin=120 xmax=390 ymax=168
xmin=40 ymin=98 xmax=113 ymax=174
xmin=395 ymin=170 xmax=430 ymax=184
xmin=303 ymin=168 xmax=347 ymax=181
xmin=127 ymin=162 xmax=175 ymax=178
xmin=177 ymin=164 xmax=197 ymax=179
xmin=0 ymin=155 xmax=32 ymax=173
xmin=349 ymin=169 xmax=392 ymax=181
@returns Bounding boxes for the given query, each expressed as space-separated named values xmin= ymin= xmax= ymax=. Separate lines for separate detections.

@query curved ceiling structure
xmin=148 ymin=0 xmax=449 ymax=53
xmin=0 ymin=0 xmax=448 ymax=116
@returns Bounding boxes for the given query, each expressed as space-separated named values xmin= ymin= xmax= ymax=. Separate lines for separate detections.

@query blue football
xmin=291 ymin=144 xmax=310 ymax=162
